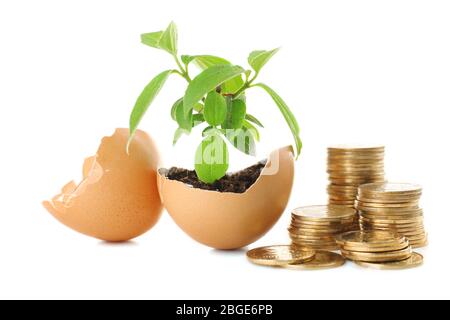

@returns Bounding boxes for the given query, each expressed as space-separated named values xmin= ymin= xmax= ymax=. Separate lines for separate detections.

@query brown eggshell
xmin=157 ymin=146 xmax=295 ymax=250
xmin=43 ymin=128 xmax=163 ymax=242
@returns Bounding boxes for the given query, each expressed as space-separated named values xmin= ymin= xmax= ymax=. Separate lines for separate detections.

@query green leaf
xmin=190 ymin=55 xmax=245 ymax=94
xmin=225 ymin=127 xmax=256 ymax=156
xmin=173 ymin=128 xmax=188 ymax=145
xmin=195 ymin=134 xmax=229 ymax=183
xmin=159 ymin=22 xmax=178 ymax=55
xmin=171 ymin=98 xmax=182 ymax=121
xmin=243 ymin=120 xmax=260 ymax=142
xmin=245 ymin=114 xmax=264 ymax=128
xmin=183 ymin=65 xmax=245 ymax=116
xmin=175 ymin=98 xmax=193 ymax=131
xmin=253 ymin=83 xmax=302 ymax=158
xmin=235 ymin=94 xmax=246 ymax=103
xmin=248 ymin=48 xmax=280 ymax=74
xmin=192 ymin=113 xmax=205 ymax=127
xmin=181 ymin=55 xmax=195 ymax=65
xmin=204 ymin=91 xmax=227 ymax=126
xmin=192 ymin=55 xmax=231 ymax=69
xmin=222 ymin=98 xmax=246 ymax=129
xmin=128 ymin=70 xmax=173 ymax=149
xmin=141 ymin=31 xmax=163 ymax=49
xmin=193 ymin=102 xmax=204 ymax=112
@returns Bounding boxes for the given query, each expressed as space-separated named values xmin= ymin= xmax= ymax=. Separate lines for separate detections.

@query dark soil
xmin=165 ymin=161 xmax=266 ymax=193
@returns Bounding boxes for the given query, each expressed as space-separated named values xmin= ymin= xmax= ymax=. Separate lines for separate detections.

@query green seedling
xmin=128 ymin=22 xmax=302 ymax=184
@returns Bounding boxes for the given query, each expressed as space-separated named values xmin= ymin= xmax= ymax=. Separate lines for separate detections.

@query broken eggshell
xmin=43 ymin=128 xmax=163 ymax=242
xmin=157 ymin=146 xmax=295 ymax=250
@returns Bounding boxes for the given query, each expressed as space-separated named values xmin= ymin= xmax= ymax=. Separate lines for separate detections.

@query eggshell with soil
xmin=43 ymin=128 xmax=163 ymax=242
xmin=157 ymin=146 xmax=295 ymax=250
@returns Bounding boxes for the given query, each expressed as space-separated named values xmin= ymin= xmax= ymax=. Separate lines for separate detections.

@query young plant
xmin=128 ymin=22 xmax=302 ymax=184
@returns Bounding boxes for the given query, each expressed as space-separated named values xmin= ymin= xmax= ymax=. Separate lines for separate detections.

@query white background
xmin=0 ymin=0 xmax=449 ymax=300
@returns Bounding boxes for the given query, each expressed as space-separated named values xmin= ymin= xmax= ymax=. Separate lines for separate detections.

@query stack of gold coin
xmin=289 ymin=205 xmax=359 ymax=250
xmin=327 ymin=145 xmax=385 ymax=207
xmin=337 ymin=231 xmax=416 ymax=265
xmin=356 ymin=183 xmax=427 ymax=248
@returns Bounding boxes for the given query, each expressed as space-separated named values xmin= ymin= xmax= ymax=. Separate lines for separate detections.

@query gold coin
xmin=328 ymin=144 xmax=385 ymax=151
xmin=328 ymin=171 xmax=385 ymax=176
xmin=361 ymin=226 xmax=426 ymax=235
xmin=288 ymin=227 xmax=343 ymax=236
xmin=328 ymin=184 xmax=359 ymax=190
xmin=327 ymin=165 xmax=385 ymax=172
xmin=328 ymin=190 xmax=358 ymax=196
xmin=410 ymin=239 xmax=428 ymax=248
xmin=404 ymin=233 xmax=428 ymax=242
xmin=357 ymin=190 xmax=422 ymax=198
xmin=355 ymin=252 xmax=423 ymax=270
xmin=341 ymin=246 xmax=412 ymax=262
xmin=290 ymin=243 xmax=339 ymax=251
xmin=360 ymin=211 xmax=423 ymax=219
xmin=355 ymin=200 xmax=420 ymax=209
xmin=360 ymin=224 xmax=425 ymax=234
xmin=338 ymin=231 xmax=410 ymax=250
xmin=292 ymin=214 xmax=358 ymax=223
xmin=359 ymin=216 xmax=424 ymax=224
xmin=291 ymin=222 xmax=357 ymax=231
xmin=290 ymin=237 xmax=338 ymax=245
xmin=291 ymin=220 xmax=357 ymax=230
xmin=328 ymin=150 xmax=384 ymax=155
xmin=246 ymin=245 xmax=315 ymax=266
xmin=357 ymin=207 xmax=423 ymax=215
xmin=340 ymin=241 xmax=409 ymax=253
xmin=359 ymin=223 xmax=424 ymax=231
xmin=329 ymin=196 xmax=356 ymax=202
xmin=327 ymin=159 xmax=384 ymax=165
xmin=330 ymin=177 xmax=385 ymax=183
xmin=336 ymin=230 xmax=404 ymax=243
xmin=358 ymin=182 xmax=422 ymax=196
xmin=292 ymin=205 xmax=357 ymax=221
xmin=357 ymin=196 xmax=421 ymax=204
xmin=328 ymin=200 xmax=356 ymax=206
xmin=291 ymin=243 xmax=339 ymax=251
xmin=289 ymin=233 xmax=337 ymax=241
xmin=283 ymin=251 xmax=346 ymax=270
xmin=360 ymin=222 xmax=425 ymax=230
xmin=327 ymin=163 xmax=384 ymax=168
xmin=290 ymin=239 xmax=338 ymax=246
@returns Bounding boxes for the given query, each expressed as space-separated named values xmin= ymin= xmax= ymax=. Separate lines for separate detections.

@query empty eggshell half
xmin=43 ymin=128 xmax=163 ymax=242
xmin=157 ymin=146 xmax=295 ymax=250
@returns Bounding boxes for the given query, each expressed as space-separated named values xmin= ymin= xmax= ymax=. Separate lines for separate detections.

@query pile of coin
xmin=289 ymin=205 xmax=359 ymax=250
xmin=356 ymin=183 xmax=427 ymax=248
xmin=327 ymin=145 xmax=385 ymax=207
xmin=336 ymin=231 xmax=422 ymax=269
xmin=246 ymin=245 xmax=346 ymax=270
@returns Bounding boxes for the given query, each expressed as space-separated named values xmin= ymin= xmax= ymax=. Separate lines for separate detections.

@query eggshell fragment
xmin=43 ymin=128 xmax=163 ymax=242
xmin=158 ymin=146 xmax=295 ymax=250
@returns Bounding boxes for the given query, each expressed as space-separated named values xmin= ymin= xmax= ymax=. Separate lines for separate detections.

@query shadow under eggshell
xmin=158 ymin=146 xmax=295 ymax=250
xmin=43 ymin=128 xmax=163 ymax=242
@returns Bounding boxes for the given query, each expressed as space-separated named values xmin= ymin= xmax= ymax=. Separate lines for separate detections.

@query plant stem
xmin=173 ymin=55 xmax=192 ymax=82
xmin=233 ymin=72 xmax=258 ymax=99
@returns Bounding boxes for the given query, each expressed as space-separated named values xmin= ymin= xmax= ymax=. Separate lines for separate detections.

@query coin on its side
xmin=246 ymin=245 xmax=315 ymax=266
xmin=283 ymin=251 xmax=346 ymax=270
xmin=355 ymin=252 xmax=423 ymax=270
